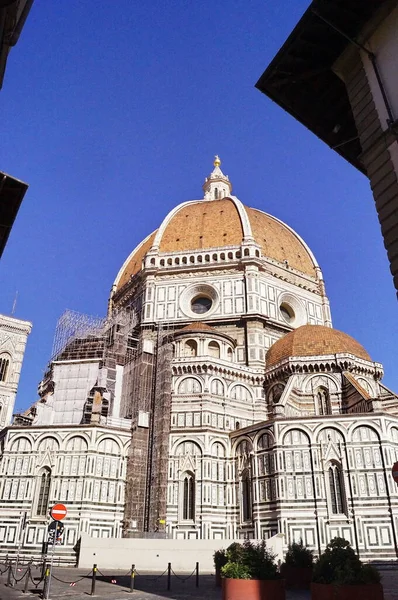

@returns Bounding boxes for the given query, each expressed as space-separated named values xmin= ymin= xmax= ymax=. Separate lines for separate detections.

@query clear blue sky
xmin=1 ymin=0 xmax=397 ymax=413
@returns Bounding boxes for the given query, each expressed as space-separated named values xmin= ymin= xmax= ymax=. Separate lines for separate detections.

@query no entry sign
xmin=50 ymin=503 xmax=67 ymax=520
xmin=392 ymin=462 xmax=398 ymax=484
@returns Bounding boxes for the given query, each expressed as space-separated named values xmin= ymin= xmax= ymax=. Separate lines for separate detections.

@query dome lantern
xmin=202 ymin=155 xmax=232 ymax=201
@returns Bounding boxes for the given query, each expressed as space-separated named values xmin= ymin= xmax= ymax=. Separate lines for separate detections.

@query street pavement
xmin=0 ymin=565 xmax=397 ymax=600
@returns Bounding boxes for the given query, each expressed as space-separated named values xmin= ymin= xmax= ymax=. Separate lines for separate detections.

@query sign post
xmin=46 ymin=505 xmax=67 ymax=599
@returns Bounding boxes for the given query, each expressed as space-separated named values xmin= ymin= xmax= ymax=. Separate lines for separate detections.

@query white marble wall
xmin=0 ymin=425 xmax=130 ymax=558
xmin=0 ymin=314 xmax=32 ymax=428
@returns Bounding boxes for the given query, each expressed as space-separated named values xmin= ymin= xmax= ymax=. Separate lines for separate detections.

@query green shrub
xmin=284 ymin=540 xmax=314 ymax=568
xmin=218 ymin=540 xmax=280 ymax=580
xmin=213 ymin=549 xmax=227 ymax=570
xmin=312 ymin=537 xmax=381 ymax=586
xmin=225 ymin=542 xmax=245 ymax=563
xmin=221 ymin=562 xmax=251 ymax=579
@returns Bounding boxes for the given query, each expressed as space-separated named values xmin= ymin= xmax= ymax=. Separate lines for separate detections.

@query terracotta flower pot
xmin=280 ymin=565 xmax=313 ymax=589
xmin=222 ymin=577 xmax=285 ymax=600
xmin=311 ymin=582 xmax=384 ymax=600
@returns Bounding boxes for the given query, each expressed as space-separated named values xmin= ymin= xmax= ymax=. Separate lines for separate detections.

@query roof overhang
xmin=0 ymin=0 xmax=34 ymax=89
xmin=0 ymin=170 xmax=28 ymax=257
xmin=255 ymin=0 xmax=394 ymax=173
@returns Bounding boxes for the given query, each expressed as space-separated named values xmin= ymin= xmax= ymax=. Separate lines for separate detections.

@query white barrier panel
xmin=78 ymin=533 xmax=284 ymax=572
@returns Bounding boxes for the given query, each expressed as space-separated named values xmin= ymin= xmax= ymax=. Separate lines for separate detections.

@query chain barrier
xmin=2 ymin=560 xmax=200 ymax=594
xmin=17 ymin=558 xmax=34 ymax=567
xmin=50 ymin=570 xmax=93 ymax=585
xmin=97 ymin=568 xmax=120 ymax=585
xmin=11 ymin=567 xmax=30 ymax=583
xmin=170 ymin=565 xmax=197 ymax=582
xmin=29 ymin=569 xmax=45 ymax=588
xmin=133 ymin=566 xmax=169 ymax=580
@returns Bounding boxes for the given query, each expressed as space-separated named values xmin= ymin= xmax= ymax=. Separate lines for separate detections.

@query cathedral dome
xmin=266 ymin=325 xmax=371 ymax=367
xmin=114 ymin=159 xmax=319 ymax=292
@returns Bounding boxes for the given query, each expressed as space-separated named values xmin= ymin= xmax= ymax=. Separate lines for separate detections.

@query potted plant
xmin=220 ymin=540 xmax=285 ymax=600
xmin=311 ymin=537 xmax=382 ymax=600
xmin=214 ymin=548 xmax=228 ymax=587
xmin=280 ymin=540 xmax=314 ymax=589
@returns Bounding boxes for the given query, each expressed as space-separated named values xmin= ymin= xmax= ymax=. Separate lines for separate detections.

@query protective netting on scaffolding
xmin=51 ymin=309 xmax=106 ymax=361
xmin=50 ymin=307 xmax=139 ymax=363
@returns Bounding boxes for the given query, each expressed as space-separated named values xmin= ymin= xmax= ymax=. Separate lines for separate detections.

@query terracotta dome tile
xmin=116 ymin=231 xmax=157 ymax=290
xmin=246 ymin=207 xmax=316 ymax=277
xmin=266 ymin=325 xmax=371 ymax=367
xmin=159 ymin=198 xmax=243 ymax=252
xmin=114 ymin=197 xmax=318 ymax=292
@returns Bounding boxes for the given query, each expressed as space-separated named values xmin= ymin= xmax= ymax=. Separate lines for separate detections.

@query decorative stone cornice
xmin=264 ymin=353 xmax=383 ymax=382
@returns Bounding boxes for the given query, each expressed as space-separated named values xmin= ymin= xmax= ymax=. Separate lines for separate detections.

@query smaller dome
xmin=266 ymin=325 xmax=371 ymax=367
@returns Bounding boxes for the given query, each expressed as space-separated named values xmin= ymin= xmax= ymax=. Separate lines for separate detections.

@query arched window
xmin=66 ymin=436 xmax=88 ymax=452
xmin=185 ymin=340 xmax=197 ymax=357
xmin=0 ymin=355 xmax=10 ymax=382
xmin=328 ymin=463 xmax=346 ymax=515
xmin=231 ymin=385 xmax=252 ymax=401
xmin=36 ymin=468 xmax=51 ymax=516
xmin=241 ymin=469 xmax=252 ymax=521
xmin=178 ymin=377 xmax=201 ymax=394
xmin=211 ymin=378 xmax=224 ymax=396
xmin=212 ymin=442 xmax=225 ymax=458
xmin=317 ymin=388 xmax=331 ymax=415
xmin=208 ymin=341 xmax=220 ymax=359
xmin=182 ymin=472 xmax=195 ymax=520
xmin=227 ymin=347 xmax=233 ymax=361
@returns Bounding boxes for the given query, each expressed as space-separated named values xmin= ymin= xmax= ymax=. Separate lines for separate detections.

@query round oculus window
xmin=280 ymin=303 xmax=295 ymax=324
xmin=191 ymin=296 xmax=212 ymax=314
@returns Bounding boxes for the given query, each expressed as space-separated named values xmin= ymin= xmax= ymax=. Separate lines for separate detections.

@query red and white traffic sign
xmin=50 ymin=503 xmax=67 ymax=520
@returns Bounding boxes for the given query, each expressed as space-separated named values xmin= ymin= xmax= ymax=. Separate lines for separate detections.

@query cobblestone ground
xmin=0 ymin=566 xmax=397 ymax=600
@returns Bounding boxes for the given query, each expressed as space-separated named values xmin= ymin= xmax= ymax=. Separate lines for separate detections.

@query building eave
xmin=255 ymin=0 xmax=395 ymax=174
xmin=0 ymin=0 xmax=34 ymax=90
xmin=0 ymin=170 xmax=28 ymax=257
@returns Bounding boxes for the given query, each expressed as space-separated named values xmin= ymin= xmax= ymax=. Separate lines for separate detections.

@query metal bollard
xmin=129 ymin=564 xmax=135 ymax=593
xmin=23 ymin=566 xmax=30 ymax=594
xmin=90 ymin=563 xmax=97 ymax=596
xmin=41 ymin=558 xmax=47 ymax=581
xmin=6 ymin=564 xmax=13 ymax=587
xmin=196 ymin=562 xmax=199 ymax=587
xmin=167 ymin=562 xmax=171 ymax=590
xmin=42 ymin=566 xmax=50 ymax=599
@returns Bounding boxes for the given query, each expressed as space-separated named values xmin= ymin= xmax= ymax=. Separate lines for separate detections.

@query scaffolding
xmin=122 ymin=322 xmax=175 ymax=535
xmin=51 ymin=308 xmax=175 ymax=534
xmin=145 ymin=323 xmax=174 ymax=532
xmin=51 ymin=309 xmax=105 ymax=361
xmin=50 ymin=307 xmax=139 ymax=363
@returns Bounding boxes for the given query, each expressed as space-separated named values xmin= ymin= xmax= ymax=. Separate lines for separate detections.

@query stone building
xmin=0 ymin=313 xmax=31 ymax=429
xmin=256 ymin=0 xmax=398 ymax=295
xmin=1 ymin=158 xmax=398 ymax=560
